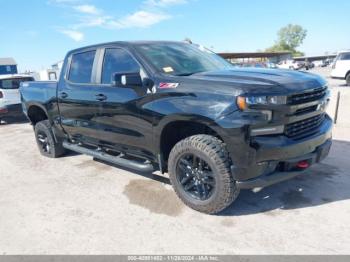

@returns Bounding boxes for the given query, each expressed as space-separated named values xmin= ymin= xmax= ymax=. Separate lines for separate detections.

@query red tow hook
xmin=297 ymin=160 xmax=310 ymax=169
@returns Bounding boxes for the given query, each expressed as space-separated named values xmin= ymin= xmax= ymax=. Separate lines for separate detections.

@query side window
xmin=68 ymin=50 xmax=96 ymax=83
xmin=340 ymin=53 xmax=350 ymax=60
xmin=102 ymin=48 xmax=140 ymax=84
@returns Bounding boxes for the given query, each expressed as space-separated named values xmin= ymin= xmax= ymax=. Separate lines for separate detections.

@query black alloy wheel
xmin=168 ymin=134 xmax=240 ymax=214
xmin=34 ymin=120 xmax=66 ymax=158
xmin=176 ymin=153 xmax=216 ymax=201
xmin=37 ymin=131 xmax=51 ymax=154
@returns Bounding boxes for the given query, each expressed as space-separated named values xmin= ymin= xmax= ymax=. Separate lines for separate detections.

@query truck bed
xmin=20 ymin=81 xmax=58 ymax=112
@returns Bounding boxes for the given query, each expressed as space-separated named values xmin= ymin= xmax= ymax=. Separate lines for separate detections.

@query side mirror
xmin=113 ymin=72 xmax=142 ymax=87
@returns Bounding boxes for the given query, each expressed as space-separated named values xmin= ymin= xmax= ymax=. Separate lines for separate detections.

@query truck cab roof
xmin=67 ymin=40 xmax=188 ymax=54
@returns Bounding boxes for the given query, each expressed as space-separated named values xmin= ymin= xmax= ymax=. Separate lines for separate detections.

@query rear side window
xmin=0 ymin=77 xmax=34 ymax=89
xmin=339 ymin=52 xmax=350 ymax=60
xmin=68 ymin=50 xmax=96 ymax=83
xmin=102 ymin=48 xmax=140 ymax=84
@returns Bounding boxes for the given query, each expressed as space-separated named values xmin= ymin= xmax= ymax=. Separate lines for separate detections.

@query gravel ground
xmin=0 ymin=67 xmax=350 ymax=255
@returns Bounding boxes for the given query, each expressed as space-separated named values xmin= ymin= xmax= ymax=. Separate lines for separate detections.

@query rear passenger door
xmin=93 ymin=47 xmax=154 ymax=160
xmin=57 ymin=49 xmax=103 ymax=144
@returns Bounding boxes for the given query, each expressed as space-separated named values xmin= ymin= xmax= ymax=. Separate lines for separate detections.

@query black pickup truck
xmin=20 ymin=41 xmax=332 ymax=214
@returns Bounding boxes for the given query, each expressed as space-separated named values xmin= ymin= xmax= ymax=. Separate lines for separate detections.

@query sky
xmin=0 ymin=0 xmax=349 ymax=72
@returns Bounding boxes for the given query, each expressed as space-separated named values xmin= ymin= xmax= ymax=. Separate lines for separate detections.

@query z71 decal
xmin=158 ymin=82 xmax=179 ymax=89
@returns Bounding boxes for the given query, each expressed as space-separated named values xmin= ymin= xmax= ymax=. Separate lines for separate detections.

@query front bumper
xmin=0 ymin=104 xmax=24 ymax=118
xmin=235 ymin=139 xmax=332 ymax=189
xmin=229 ymin=114 xmax=333 ymax=187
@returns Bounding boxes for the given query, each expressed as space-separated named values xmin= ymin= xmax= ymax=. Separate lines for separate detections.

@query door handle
xmin=95 ymin=94 xmax=107 ymax=101
xmin=60 ymin=92 xmax=68 ymax=99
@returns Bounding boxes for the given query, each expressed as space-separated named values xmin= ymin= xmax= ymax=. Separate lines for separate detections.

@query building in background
xmin=31 ymin=60 xmax=63 ymax=81
xmin=293 ymin=54 xmax=337 ymax=62
xmin=34 ymin=69 xmax=59 ymax=81
xmin=218 ymin=52 xmax=292 ymax=67
xmin=51 ymin=60 xmax=63 ymax=72
xmin=0 ymin=58 xmax=18 ymax=75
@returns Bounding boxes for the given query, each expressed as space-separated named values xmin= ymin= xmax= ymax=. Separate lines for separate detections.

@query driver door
xmin=93 ymin=47 xmax=154 ymax=160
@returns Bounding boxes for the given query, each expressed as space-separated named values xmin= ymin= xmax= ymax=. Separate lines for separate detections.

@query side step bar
xmin=62 ymin=141 xmax=154 ymax=173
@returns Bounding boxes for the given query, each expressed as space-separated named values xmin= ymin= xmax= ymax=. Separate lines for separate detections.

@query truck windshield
xmin=135 ymin=43 xmax=234 ymax=76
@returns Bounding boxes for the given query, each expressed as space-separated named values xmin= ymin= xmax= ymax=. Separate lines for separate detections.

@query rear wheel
xmin=34 ymin=120 xmax=65 ymax=158
xmin=346 ymin=73 xmax=350 ymax=86
xmin=168 ymin=135 xmax=239 ymax=214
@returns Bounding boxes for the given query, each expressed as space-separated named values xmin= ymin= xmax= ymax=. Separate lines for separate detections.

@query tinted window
xmin=0 ymin=77 xmax=34 ymax=89
xmin=68 ymin=50 xmax=96 ymax=83
xmin=339 ymin=52 xmax=350 ymax=60
xmin=102 ymin=48 xmax=140 ymax=84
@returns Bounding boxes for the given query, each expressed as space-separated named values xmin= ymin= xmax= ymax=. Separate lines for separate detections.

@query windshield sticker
xmin=159 ymin=82 xmax=179 ymax=89
xmin=163 ymin=67 xmax=174 ymax=73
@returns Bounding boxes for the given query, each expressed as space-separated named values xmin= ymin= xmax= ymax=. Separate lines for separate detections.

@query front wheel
xmin=346 ymin=74 xmax=350 ymax=86
xmin=34 ymin=120 xmax=66 ymax=158
xmin=168 ymin=135 xmax=240 ymax=214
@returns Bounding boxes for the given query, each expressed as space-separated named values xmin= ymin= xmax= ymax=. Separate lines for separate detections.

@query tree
xmin=266 ymin=24 xmax=307 ymax=56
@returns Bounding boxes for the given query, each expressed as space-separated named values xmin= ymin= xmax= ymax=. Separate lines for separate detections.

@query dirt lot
xmin=0 ymin=68 xmax=350 ymax=254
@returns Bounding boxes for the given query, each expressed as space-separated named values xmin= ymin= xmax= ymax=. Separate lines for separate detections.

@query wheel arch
xmin=27 ymin=103 xmax=49 ymax=126
xmin=156 ymin=115 xmax=225 ymax=172
xmin=345 ymin=70 xmax=350 ymax=79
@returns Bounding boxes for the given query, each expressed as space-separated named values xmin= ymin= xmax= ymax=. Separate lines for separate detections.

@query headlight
xmin=237 ymin=95 xmax=286 ymax=110
xmin=246 ymin=96 xmax=268 ymax=105
xmin=267 ymin=96 xmax=287 ymax=104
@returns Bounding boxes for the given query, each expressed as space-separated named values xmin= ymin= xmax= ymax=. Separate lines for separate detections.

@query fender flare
xmin=26 ymin=102 xmax=49 ymax=123
xmin=154 ymin=113 xmax=226 ymax=155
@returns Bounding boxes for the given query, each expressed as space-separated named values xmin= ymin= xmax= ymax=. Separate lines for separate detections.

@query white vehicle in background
xmin=0 ymin=75 xmax=34 ymax=123
xmin=277 ymin=59 xmax=303 ymax=70
xmin=313 ymin=60 xmax=322 ymax=67
xmin=331 ymin=50 xmax=350 ymax=86
xmin=32 ymin=68 xmax=60 ymax=81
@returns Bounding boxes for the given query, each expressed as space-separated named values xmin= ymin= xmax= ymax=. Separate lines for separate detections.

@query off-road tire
xmin=34 ymin=120 xmax=65 ymax=158
xmin=168 ymin=134 xmax=240 ymax=214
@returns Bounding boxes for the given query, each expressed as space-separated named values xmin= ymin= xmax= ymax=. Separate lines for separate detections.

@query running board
xmin=62 ymin=141 xmax=154 ymax=173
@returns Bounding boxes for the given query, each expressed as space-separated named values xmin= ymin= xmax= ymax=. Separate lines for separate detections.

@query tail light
xmin=0 ymin=91 xmax=3 ymax=99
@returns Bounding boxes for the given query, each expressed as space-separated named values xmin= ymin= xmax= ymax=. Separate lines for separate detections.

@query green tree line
xmin=266 ymin=24 xmax=307 ymax=57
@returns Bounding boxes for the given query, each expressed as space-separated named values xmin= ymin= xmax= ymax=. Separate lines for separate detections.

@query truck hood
xmin=189 ymin=68 xmax=327 ymax=95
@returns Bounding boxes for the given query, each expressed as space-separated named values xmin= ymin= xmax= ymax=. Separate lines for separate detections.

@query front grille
xmin=295 ymin=105 xmax=318 ymax=115
xmin=288 ymin=87 xmax=327 ymax=105
xmin=285 ymin=113 xmax=325 ymax=139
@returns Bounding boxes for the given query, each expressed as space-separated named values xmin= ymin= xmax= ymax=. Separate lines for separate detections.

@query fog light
xmin=251 ymin=125 xmax=284 ymax=136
